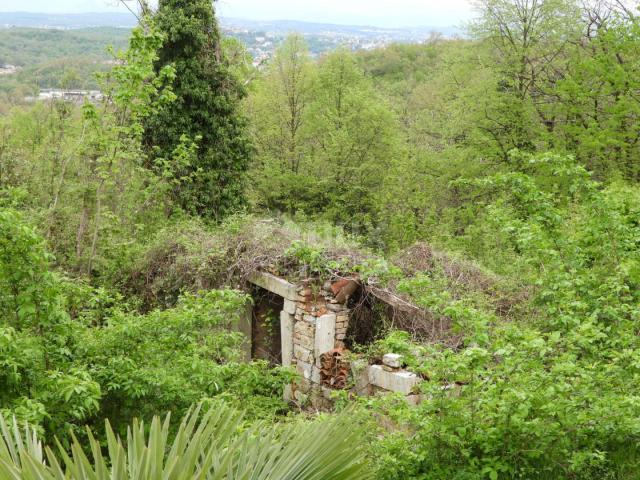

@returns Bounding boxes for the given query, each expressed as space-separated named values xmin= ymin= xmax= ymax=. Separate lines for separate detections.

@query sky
xmin=0 ymin=0 xmax=475 ymax=28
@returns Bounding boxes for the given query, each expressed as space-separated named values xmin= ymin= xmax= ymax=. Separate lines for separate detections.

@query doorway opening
xmin=251 ymin=286 xmax=283 ymax=365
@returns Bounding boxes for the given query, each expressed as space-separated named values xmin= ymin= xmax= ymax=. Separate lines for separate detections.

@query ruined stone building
xmin=246 ymin=271 xmax=423 ymax=408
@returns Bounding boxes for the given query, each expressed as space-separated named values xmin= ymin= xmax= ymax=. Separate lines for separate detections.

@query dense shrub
xmin=364 ymin=154 xmax=640 ymax=479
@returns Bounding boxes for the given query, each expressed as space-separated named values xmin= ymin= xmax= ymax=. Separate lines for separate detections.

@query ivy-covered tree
xmin=145 ymin=0 xmax=252 ymax=220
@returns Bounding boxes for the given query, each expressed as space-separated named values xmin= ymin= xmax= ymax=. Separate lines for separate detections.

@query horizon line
xmin=0 ymin=11 xmax=464 ymax=30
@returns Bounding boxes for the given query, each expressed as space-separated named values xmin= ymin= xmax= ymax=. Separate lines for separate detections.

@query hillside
xmin=1 ymin=1 xmax=640 ymax=479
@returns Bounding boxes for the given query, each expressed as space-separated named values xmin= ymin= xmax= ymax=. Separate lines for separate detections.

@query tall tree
xmin=246 ymin=35 xmax=315 ymax=212
xmin=472 ymin=0 xmax=582 ymax=156
xmin=556 ymin=3 xmax=640 ymax=179
xmin=145 ymin=0 xmax=252 ymax=220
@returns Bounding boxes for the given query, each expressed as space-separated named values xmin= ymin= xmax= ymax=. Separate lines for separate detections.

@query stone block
xmin=327 ymin=303 xmax=347 ymax=312
xmin=280 ymin=311 xmax=294 ymax=367
xmin=248 ymin=271 xmax=298 ymax=300
xmin=315 ymin=313 xmax=336 ymax=359
xmin=311 ymin=366 xmax=321 ymax=384
xmin=303 ymin=314 xmax=317 ymax=323
xmin=296 ymin=377 xmax=312 ymax=393
xmin=309 ymin=389 xmax=333 ymax=410
xmin=237 ymin=300 xmax=252 ymax=363
xmin=294 ymin=320 xmax=314 ymax=338
xmin=294 ymin=333 xmax=314 ymax=350
xmin=383 ymin=353 xmax=403 ymax=369
xmin=335 ymin=280 xmax=359 ymax=303
xmin=350 ymin=359 xmax=371 ymax=396
xmin=368 ymin=365 xmax=420 ymax=395
xmin=294 ymin=344 xmax=313 ymax=363
xmin=321 ymin=386 xmax=335 ymax=400
xmin=297 ymin=361 xmax=313 ymax=381
xmin=283 ymin=299 xmax=296 ymax=314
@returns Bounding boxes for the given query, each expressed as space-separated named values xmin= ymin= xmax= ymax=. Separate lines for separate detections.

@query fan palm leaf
xmin=0 ymin=404 xmax=372 ymax=479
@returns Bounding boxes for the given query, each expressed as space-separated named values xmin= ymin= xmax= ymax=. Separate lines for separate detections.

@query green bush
xmin=366 ymin=154 xmax=640 ymax=479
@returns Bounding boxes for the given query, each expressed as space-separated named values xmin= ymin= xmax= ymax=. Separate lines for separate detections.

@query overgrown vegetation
xmin=1 ymin=0 xmax=640 ymax=478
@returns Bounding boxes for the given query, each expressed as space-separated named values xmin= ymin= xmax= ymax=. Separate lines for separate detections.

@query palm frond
xmin=0 ymin=403 xmax=371 ymax=479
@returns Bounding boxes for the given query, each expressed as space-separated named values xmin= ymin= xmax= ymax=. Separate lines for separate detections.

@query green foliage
xmin=247 ymin=38 xmax=402 ymax=238
xmin=145 ymin=0 xmax=252 ymax=220
xmin=0 ymin=403 xmax=373 ymax=479
xmin=0 ymin=15 xmax=176 ymax=281
xmin=0 ymin=208 xmax=63 ymax=330
xmin=0 ymin=208 xmax=101 ymax=441
xmin=77 ymin=289 xmax=292 ymax=428
xmin=365 ymin=153 xmax=640 ymax=479
xmin=0 ymin=209 xmax=292 ymax=445
xmin=285 ymin=241 xmax=326 ymax=275
xmin=555 ymin=10 xmax=640 ymax=180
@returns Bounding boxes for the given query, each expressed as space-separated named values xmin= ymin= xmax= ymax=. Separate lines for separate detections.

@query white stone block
xmin=311 ymin=366 xmax=321 ymax=384
xmin=383 ymin=353 xmax=403 ymax=369
xmin=280 ymin=311 xmax=294 ymax=366
xmin=296 ymin=361 xmax=313 ymax=380
xmin=314 ymin=313 xmax=336 ymax=359
xmin=351 ymin=359 xmax=371 ymax=396
xmin=368 ymin=365 xmax=420 ymax=395
xmin=249 ymin=271 xmax=298 ymax=300
xmin=283 ymin=299 xmax=296 ymax=314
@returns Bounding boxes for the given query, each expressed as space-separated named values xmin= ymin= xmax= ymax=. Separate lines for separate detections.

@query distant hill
xmin=0 ymin=12 xmax=460 ymax=38
xmin=0 ymin=12 xmax=137 ymax=29
xmin=0 ymin=12 xmax=462 ymax=96
xmin=0 ymin=27 xmax=130 ymax=95
xmin=222 ymin=17 xmax=461 ymax=39
xmin=0 ymin=28 xmax=130 ymax=67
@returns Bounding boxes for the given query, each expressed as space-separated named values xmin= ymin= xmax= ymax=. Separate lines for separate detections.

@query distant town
xmin=0 ymin=64 xmax=19 ymax=75
xmin=24 ymin=88 xmax=104 ymax=103
xmin=220 ymin=18 xmax=460 ymax=65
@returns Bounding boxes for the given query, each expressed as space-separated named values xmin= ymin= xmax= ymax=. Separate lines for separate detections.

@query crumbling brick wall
xmin=249 ymin=271 xmax=423 ymax=409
